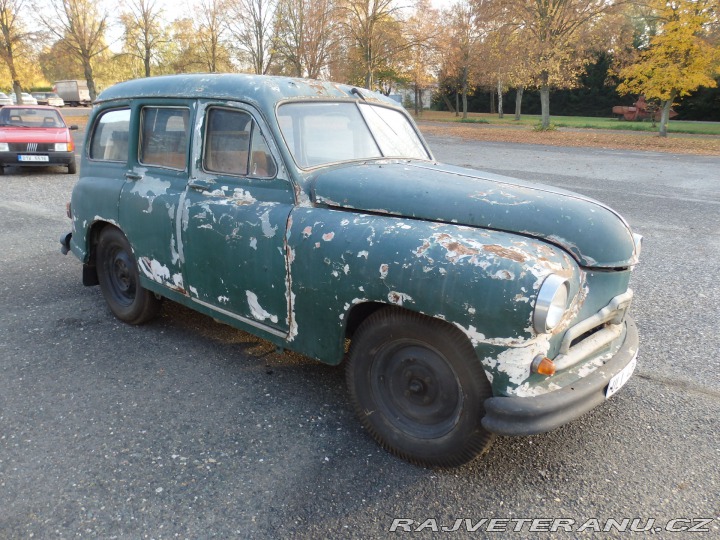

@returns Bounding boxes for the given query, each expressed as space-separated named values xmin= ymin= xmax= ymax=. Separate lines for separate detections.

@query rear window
xmin=89 ymin=109 xmax=131 ymax=161
xmin=139 ymin=107 xmax=190 ymax=170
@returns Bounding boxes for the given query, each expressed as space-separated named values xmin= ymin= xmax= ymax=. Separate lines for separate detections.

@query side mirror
xmin=69 ymin=125 xmax=79 ymax=131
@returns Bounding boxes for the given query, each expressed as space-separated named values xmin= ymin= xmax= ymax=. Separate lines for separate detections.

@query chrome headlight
xmin=54 ymin=143 xmax=69 ymax=151
xmin=533 ymin=274 xmax=569 ymax=333
xmin=0 ymin=142 xmax=8 ymax=151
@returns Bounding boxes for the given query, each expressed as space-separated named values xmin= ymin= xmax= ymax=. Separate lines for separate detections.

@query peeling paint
xmin=322 ymin=232 xmax=335 ymax=241
xmin=246 ymin=291 xmax=279 ymax=324
xmin=260 ymin=210 xmax=277 ymax=238
xmin=388 ymin=291 xmax=413 ymax=306
xmin=379 ymin=263 xmax=389 ymax=279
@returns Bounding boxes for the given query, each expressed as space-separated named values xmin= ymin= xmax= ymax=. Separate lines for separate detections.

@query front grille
xmin=8 ymin=143 xmax=54 ymax=152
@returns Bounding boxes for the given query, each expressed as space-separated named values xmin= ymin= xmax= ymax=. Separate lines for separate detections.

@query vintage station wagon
xmin=61 ymin=74 xmax=640 ymax=467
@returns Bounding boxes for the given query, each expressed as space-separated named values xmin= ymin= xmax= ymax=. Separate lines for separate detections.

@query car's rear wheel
xmin=346 ymin=308 xmax=495 ymax=467
xmin=67 ymin=157 xmax=77 ymax=174
xmin=96 ymin=226 xmax=161 ymax=325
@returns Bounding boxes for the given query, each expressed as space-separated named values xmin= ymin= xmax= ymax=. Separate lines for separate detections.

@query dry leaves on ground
xmin=418 ymin=122 xmax=720 ymax=156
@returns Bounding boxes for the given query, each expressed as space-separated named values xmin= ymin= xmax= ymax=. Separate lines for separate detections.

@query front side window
xmin=89 ymin=109 xmax=130 ymax=161
xmin=203 ymin=107 xmax=276 ymax=178
xmin=277 ymin=101 xmax=429 ymax=169
xmin=139 ymin=107 xmax=189 ymax=170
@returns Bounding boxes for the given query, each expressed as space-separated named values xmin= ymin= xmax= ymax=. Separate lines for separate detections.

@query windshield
xmin=277 ymin=101 xmax=430 ymax=168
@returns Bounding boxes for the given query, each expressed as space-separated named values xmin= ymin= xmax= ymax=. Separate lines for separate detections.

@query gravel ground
xmin=1 ymin=137 xmax=718 ymax=539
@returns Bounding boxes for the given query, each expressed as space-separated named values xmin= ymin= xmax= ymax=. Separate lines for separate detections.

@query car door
xmin=118 ymin=101 xmax=194 ymax=295
xmin=181 ymin=102 xmax=294 ymax=337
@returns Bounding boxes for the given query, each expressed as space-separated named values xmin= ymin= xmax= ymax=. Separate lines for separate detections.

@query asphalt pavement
xmin=1 ymin=135 xmax=718 ymax=538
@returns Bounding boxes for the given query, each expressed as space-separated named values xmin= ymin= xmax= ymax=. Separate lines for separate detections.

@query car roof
xmin=96 ymin=73 xmax=397 ymax=108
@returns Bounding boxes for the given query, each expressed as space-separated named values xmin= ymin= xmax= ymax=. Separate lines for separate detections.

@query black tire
xmin=346 ymin=308 xmax=495 ymax=467
xmin=96 ymin=227 xmax=161 ymax=325
xmin=67 ymin=157 xmax=77 ymax=174
xmin=0 ymin=166 xmax=4 ymax=175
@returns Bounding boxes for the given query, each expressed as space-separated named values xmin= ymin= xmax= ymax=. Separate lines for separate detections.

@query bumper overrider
xmin=482 ymin=316 xmax=639 ymax=436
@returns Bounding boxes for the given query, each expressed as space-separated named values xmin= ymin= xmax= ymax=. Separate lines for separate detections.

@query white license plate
xmin=18 ymin=155 xmax=49 ymax=162
xmin=606 ymin=353 xmax=637 ymax=399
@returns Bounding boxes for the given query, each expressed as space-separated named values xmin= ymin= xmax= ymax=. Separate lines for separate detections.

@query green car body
xmin=62 ymin=74 xmax=640 ymax=466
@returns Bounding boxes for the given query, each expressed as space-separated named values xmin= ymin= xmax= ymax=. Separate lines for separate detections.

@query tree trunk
xmin=442 ymin=93 xmax=456 ymax=114
xmin=540 ymin=81 xmax=551 ymax=129
xmin=490 ymin=91 xmax=495 ymax=114
xmin=414 ymin=85 xmax=419 ymax=116
xmin=462 ymin=83 xmax=468 ymax=120
xmin=658 ymin=92 xmax=676 ymax=138
xmin=514 ymin=86 xmax=524 ymax=121
xmin=497 ymin=80 xmax=504 ymax=119
xmin=455 ymin=91 xmax=459 ymax=117
xmin=144 ymin=47 xmax=151 ymax=77
xmin=461 ymin=66 xmax=468 ymax=119
xmin=83 ymin=59 xmax=98 ymax=101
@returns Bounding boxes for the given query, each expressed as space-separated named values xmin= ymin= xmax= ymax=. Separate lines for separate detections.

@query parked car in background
xmin=0 ymin=105 xmax=78 ymax=174
xmin=0 ymin=92 xmax=12 ymax=106
xmin=60 ymin=74 xmax=641 ymax=467
xmin=53 ymin=80 xmax=91 ymax=106
xmin=32 ymin=92 xmax=65 ymax=107
xmin=10 ymin=92 xmax=38 ymax=105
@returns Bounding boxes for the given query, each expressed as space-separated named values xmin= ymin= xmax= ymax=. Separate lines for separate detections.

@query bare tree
xmin=41 ymin=0 xmax=109 ymax=100
xmin=340 ymin=0 xmax=402 ymax=89
xmin=194 ymin=0 xmax=232 ymax=73
xmin=274 ymin=0 xmax=336 ymax=78
xmin=120 ymin=0 xmax=167 ymax=77
xmin=226 ymin=0 xmax=276 ymax=75
xmin=0 ymin=0 xmax=35 ymax=101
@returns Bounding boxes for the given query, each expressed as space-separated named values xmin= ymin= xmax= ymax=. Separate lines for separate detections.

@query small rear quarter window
xmin=89 ymin=109 xmax=131 ymax=162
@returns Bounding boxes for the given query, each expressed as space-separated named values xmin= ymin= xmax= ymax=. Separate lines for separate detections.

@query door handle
xmin=188 ymin=179 xmax=214 ymax=192
xmin=125 ymin=171 xmax=142 ymax=181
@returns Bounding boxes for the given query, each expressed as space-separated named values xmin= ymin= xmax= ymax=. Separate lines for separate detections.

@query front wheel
xmin=346 ymin=308 xmax=495 ymax=467
xmin=67 ymin=156 xmax=77 ymax=174
xmin=96 ymin=227 xmax=161 ymax=325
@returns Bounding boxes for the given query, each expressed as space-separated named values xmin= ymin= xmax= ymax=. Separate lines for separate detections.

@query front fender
xmin=287 ymin=208 xmax=583 ymax=392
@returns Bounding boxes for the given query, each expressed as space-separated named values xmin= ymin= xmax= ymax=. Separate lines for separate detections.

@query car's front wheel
xmin=346 ymin=308 xmax=495 ymax=467
xmin=96 ymin=226 xmax=161 ymax=325
xmin=67 ymin=157 xmax=77 ymax=174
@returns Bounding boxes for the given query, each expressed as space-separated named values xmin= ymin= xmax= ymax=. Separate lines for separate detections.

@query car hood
xmin=310 ymin=161 xmax=638 ymax=269
xmin=0 ymin=127 xmax=69 ymax=143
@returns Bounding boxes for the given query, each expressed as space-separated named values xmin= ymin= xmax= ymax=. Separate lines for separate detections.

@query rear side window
xmin=89 ymin=109 xmax=131 ymax=161
xmin=204 ymin=107 xmax=276 ymax=178
xmin=139 ymin=107 xmax=190 ymax=170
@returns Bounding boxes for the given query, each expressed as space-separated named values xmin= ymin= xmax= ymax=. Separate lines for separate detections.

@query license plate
xmin=18 ymin=155 xmax=49 ymax=162
xmin=606 ymin=353 xmax=637 ymax=398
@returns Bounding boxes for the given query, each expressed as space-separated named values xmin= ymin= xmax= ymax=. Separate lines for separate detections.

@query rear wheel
xmin=67 ymin=157 xmax=77 ymax=174
xmin=96 ymin=227 xmax=161 ymax=325
xmin=346 ymin=308 xmax=495 ymax=467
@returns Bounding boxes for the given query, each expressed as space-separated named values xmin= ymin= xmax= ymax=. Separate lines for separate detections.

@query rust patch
xmin=302 ymin=226 xmax=313 ymax=238
xmin=322 ymin=232 xmax=335 ymax=242
xmin=445 ymin=241 xmax=479 ymax=257
xmin=484 ymin=244 xmax=528 ymax=263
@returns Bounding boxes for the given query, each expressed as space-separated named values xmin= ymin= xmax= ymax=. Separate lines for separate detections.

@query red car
xmin=0 ymin=105 xmax=78 ymax=174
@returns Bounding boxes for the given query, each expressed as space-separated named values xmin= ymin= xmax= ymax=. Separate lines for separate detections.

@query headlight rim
xmin=533 ymin=274 xmax=570 ymax=334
